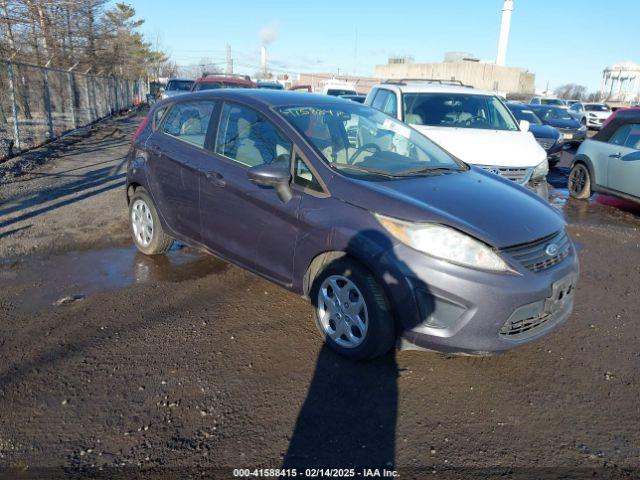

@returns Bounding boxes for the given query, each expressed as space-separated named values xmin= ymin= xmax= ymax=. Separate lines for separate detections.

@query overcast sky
xmin=131 ymin=0 xmax=639 ymax=93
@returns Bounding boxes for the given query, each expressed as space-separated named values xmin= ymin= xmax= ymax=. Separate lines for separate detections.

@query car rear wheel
xmin=129 ymin=187 xmax=173 ymax=255
xmin=568 ymin=163 xmax=592 ymax=200
xmin=311 ymin=258 xmax=395 ymax=360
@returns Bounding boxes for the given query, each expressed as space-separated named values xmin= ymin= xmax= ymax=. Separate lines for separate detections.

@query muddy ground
xmin=0 ymin=111 xmax=639 ymax=479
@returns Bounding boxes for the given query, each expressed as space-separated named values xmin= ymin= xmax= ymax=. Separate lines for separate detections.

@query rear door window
xmin=609 ymin=125 xmax=632 ymax=146
xmin=623 ymin=125 xmax=640 ymax=150
xmin=161 ymin=101 xmax=216 ymax=148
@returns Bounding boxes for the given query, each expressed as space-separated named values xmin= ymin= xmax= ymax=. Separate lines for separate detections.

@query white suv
xmin=366 ymin=80 xmax=549 ymax=197
xmin=567 ymin=102 xmax=611 ymax=129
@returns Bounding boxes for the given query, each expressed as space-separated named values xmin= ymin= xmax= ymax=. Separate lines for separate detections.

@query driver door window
xmin=609 ymin=125 xmax=631 ymax=146
xmin=215 ymin=102 xmax=292 ymax=168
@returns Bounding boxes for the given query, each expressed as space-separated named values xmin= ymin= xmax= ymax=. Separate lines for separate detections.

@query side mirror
xmin=519 ymin=119 xmax=530 ymax=132
xmin=247 ymin=164 xmax=293 ymax=203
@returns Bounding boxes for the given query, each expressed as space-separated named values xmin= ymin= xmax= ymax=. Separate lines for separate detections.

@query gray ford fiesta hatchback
xmin=126 ymin=89 xmax=579 ymax=360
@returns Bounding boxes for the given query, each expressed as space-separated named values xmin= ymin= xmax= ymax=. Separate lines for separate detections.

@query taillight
xmin=132 ymin=114 xmax=150 ymax=142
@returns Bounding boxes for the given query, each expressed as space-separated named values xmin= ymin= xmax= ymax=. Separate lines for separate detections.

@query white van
xmin=366 ymin=80 xmax=549 ymax=198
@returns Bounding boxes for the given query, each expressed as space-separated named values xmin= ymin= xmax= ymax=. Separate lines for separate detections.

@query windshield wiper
xmin=332 ymin=163 xmax=403 ymax=178
xmin=394 ymin=166 xmax=460 ymax=176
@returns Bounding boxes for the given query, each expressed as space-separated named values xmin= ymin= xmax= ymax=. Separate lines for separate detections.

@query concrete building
xmin=374 ymin=56 xmax=535 ymax=95
xmin=600 ymin=61 xmax=640 ymax=106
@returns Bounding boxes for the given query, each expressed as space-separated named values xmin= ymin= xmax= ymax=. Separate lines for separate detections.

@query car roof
xmin=194 ymin=75 xmax=254 ymax=86
xmin=373 ymin=82 xmax=494 ymax=96
xmin=529 ymin=104 xmax=564 ymax=110
xmin=158 ymin=89 xmax=356 ymax=108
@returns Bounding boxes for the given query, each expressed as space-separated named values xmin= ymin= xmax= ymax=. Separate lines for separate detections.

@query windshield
xmin=326 ymin=89 xmax=357 ymax=96
xmin=166 ymin=80 xmax=193 ymax=91
xmin=402 ymin=93 xmax=519 ymax=131
xmin=541 ymin=98 xmax=566 ymax=106
xmin=509 ymin=106 xmax=543 ymax=125
xmin=531 ymin=106 xmax=574 ymax=122
xmin=585 ymin=104 xmax=610 ymax=112
xmin=277 ymin=104 xmax=464 ymax=178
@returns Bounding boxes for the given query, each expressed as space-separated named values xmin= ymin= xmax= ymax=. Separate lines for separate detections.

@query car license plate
xmin=543 ymin=275 xmax=576 ymax=315
xmin=563 ymin=133 xmax=573 ymax=140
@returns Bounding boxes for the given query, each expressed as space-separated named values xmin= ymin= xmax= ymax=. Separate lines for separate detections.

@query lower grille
xmin=500 ymin=308 xmax=553 ymax=337
xmin=480 ymin=166 xmax=533 ymax=184
xmin=501 ymin=230 xmax=572 ymax=273
xmin=536 ymin=137 xmax=556 ymax=150
xmin=499 ymin=275 xmax=575 ymax=339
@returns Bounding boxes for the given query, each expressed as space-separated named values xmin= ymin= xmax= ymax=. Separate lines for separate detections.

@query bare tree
xmin=554 ymin=83 xmax=588 ymax=101
xmin=0 ymin=1 xmax=169 ymax=79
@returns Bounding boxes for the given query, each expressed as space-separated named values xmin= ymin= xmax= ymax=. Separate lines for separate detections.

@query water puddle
xmin=1 ymin=243 xmax=229 ymax=311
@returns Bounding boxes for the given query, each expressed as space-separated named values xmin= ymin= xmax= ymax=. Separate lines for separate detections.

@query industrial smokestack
xmin=496 ymin=0 xmax=513 ymax=66
xmin=260 ymin=46 xmax=267 ymax=78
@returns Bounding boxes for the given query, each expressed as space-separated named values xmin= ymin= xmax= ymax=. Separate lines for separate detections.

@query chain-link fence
xmin=0 ymin=59 xmax=148 ymax=161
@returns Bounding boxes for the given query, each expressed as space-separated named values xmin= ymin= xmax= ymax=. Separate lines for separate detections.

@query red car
xmin=190 ymin=75 xmax=255 ymax=91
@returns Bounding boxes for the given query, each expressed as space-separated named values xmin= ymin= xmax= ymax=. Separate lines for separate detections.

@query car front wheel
xmin=311 ymin=258 xmax=395 ymax=360
xmin=568 ymin=163 xmax=592 ymax=200
xmin=129 ymin=187 xmax=173 ymax=255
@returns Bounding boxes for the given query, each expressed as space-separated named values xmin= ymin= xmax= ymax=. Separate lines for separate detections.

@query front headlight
xmin=374 ymin=214 xmax=513 ymax=273
xmin=532 ymin=159 xmax=549 ymax=180
xmin=588 ymin=113 xmax=597 ymax=118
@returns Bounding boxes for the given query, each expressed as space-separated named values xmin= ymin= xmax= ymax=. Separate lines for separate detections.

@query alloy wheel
xmin=131 ymin=199 xmax=154 ymax=247
xmin=569 ymin=165 xmax=587 ymax=195
xmin=317 ymin=275 xmax=369 ymax=348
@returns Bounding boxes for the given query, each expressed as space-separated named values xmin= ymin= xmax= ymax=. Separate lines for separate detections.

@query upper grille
xmin=501 ymin=231 xmax=572 ymax=273
xmin=536 ymin=137 xmax=556 ymax=150
xmin=481 ymin=166 xmax=533 ymax=185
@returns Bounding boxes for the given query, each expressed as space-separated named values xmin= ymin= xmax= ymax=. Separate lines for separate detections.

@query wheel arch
xmin=572 ymin=154 xmax=597 ymax=186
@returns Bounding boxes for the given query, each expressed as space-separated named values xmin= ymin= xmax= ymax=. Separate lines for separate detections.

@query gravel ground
xmin=0 ymin=114 xmax=639 ymax=479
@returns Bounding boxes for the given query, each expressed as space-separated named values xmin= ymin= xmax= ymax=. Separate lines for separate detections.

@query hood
xmin=528 ymin=124 xmax=560 ymax=139
xmin=586 ymin=111 xmax=611 ymax=120
xmin=332 ymin=167 xmax=564 ymax=249
xmin=411 ymin=125 xmax=547 ymax=168
xmin=543 ymin=118 xmax=581 ymax=129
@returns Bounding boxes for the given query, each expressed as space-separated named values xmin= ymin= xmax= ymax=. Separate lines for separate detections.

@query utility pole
xmin=226 ymin=44 xmax=233 ymax=74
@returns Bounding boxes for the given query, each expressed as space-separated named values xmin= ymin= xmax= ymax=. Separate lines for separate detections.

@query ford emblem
xmin=545 ymin=243 xmax=559 ymax=257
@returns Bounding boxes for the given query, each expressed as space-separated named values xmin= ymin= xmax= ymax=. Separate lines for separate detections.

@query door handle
xmin=609 ymin=152 xmax=622 ymax=159
xmin=205 ymin=171 xmax=226 ymax=186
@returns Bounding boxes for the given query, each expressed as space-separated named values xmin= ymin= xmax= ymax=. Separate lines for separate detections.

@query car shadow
xmin=283 ymin=230 xmax=422 ymax=470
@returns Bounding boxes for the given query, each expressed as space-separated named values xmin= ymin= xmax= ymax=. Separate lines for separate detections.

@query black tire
xmin=581 ymin=117 xmax=587 ymax=126
xmin=568 ymin=163 xmax=592 ymax=200
xmin=128 ymin=187 xmax=173 ymax=255
xmin=310 ymin=257 xmax=395 ymax=360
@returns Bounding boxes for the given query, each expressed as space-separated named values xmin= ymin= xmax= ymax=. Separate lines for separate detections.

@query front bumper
xmin=378 ymin=239 xmax=580 ymax=354
xmin=586 ymin=117 xmax=607 ymax=129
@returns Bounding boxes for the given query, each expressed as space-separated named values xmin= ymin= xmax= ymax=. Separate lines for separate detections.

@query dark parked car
xmin=190 ymin=75 xmax=255 ymax=91
xmin=127 ymin=90 xmax=579 ymax=359
xmin=257 ymin=81 xmax=284 ymax=90
xmin=339 ymin=94 xmax=367 ymax=103
xmin=529 ymin=105 xmax=587 ymax=146
xmin=507 ymin=102 xmax=564 ymax=166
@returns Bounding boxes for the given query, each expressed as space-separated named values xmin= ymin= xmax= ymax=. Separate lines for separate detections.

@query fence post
xmin=67 ymin=71 xmax=77 ymax=130
xmin=6 ymin=60 xmax=21 ymax=152
xmin=42 ymin=67 xmax=54 ymax=140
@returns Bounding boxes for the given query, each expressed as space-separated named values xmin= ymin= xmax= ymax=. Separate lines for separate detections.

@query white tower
xmin=260 ymin=46 xmax=267 ymax=78
xmin=496 ymin=0 xmax=513 ymax=66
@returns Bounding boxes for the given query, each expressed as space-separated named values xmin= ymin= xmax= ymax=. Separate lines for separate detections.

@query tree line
xmin=0 ymin=0 xmax=169 ymax=78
